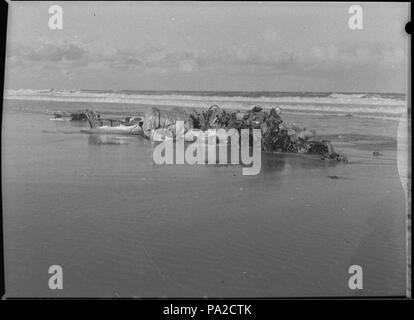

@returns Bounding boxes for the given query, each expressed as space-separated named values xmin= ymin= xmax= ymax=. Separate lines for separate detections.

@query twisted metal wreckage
xmin=82 ymin=105 xmax=348 ymax=162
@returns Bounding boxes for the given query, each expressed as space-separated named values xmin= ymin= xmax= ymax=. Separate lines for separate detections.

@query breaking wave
xmin=5 ymin=89 xmax=407 ymax=120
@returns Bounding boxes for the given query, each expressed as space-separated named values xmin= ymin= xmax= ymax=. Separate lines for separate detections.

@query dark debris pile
xmin=189 ymin=105 xmax=347 ymax=162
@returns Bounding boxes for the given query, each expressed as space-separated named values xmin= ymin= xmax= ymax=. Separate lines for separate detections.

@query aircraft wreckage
xmin=81 ymin=105 xmax=348 ymax=162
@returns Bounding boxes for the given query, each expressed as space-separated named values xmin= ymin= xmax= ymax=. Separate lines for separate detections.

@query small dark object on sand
xmin=328 ymin=175 xmax=349 ymax=180
xmin=373 ymin=151 xmax=381 ymax=156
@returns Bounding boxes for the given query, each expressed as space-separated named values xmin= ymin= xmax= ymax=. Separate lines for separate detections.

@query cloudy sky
xmin=4 ymin=1 xmax=410 ymax=92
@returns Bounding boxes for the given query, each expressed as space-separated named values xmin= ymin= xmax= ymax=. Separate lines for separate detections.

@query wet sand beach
xmin=2 ymin=99 xmax=408 ymax=297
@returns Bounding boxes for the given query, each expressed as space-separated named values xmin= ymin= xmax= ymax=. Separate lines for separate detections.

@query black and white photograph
xmin=1 ymin=1 xmax=411 ymax=300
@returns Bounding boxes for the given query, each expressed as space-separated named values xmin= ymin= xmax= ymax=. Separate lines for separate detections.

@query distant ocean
xmin=4 ymin=89 xmax=407 ymax=121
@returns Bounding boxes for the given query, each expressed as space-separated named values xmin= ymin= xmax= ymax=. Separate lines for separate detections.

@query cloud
xmin=6 ymin=38 xmax=405 ymax=78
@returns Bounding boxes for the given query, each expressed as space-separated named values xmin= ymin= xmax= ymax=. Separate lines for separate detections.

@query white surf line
xmin=141 ymin=243 xmax=204 ymax=295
